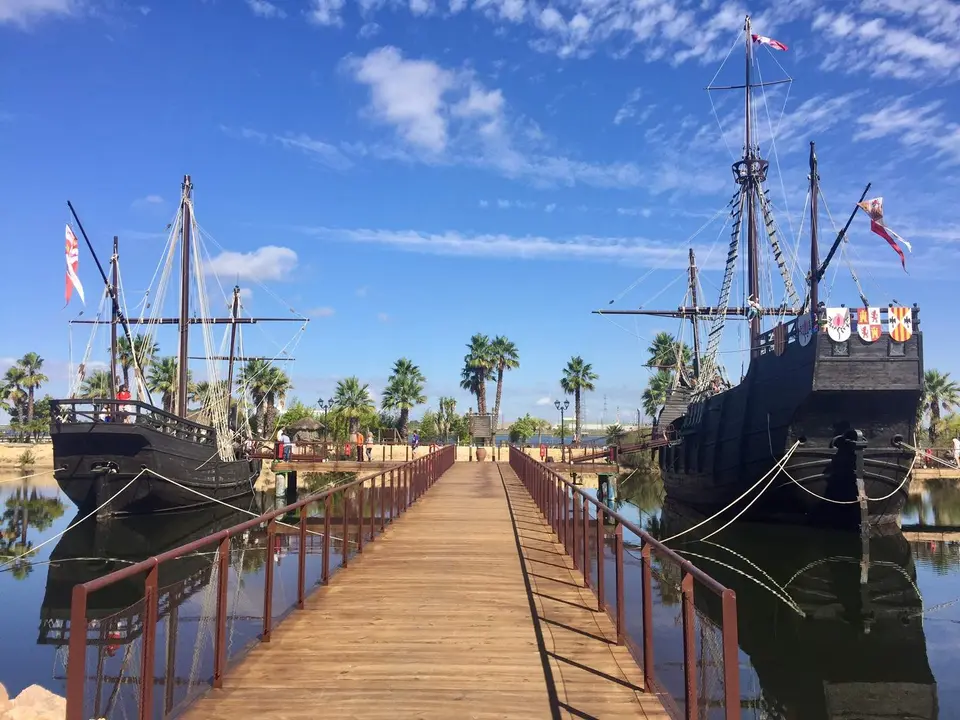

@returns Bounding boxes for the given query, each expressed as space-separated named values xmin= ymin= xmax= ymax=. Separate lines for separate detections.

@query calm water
xmin=1 ymin=470 xmax=957 ymax=718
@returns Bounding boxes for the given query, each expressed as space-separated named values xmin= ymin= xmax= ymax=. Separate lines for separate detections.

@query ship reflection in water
xmin=659 ymin=499 xmax=939 ymax=719
xmin=36 ymin=497 xmax=267 ymax=719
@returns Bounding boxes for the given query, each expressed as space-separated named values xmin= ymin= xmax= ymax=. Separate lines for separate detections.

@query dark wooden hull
xmin=658 ymin=502 xmax=938 ymax=720
xmin=660 ymin=328 xmax=923 ymax=528
xmin=51 ymin=417 xmax=261 ymax=518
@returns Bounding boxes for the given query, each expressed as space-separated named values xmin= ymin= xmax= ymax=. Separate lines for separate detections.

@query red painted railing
xmin=509 ymin=446 xmax=741 ymax=720
xmin=65 ymin=444 xmax=455 ymax=720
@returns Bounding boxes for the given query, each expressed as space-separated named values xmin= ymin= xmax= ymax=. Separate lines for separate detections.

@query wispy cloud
xmin=274 ymin=133 xmax=353 ymax=169
xmin=855 ymin=96 xmax=960 ymax=167
xmin=206 ymin=246 xmax=298 ymax=281
xmin=307 ymin=0 xmax=344 ymax=26
xmin=535 ymin=396 xmax=552 ymax=406
xmin=0 ymin=0 xmax=78 ymax=27
xmin=247 ymin=0 xmax=287 ymax=19
xmin=131 ymin=194 xmax=165 ymax=209
xmin=613 ymin=88 xmax=644 ymax=125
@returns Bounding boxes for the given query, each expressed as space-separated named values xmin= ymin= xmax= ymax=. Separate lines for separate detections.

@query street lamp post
xmin=554 ymin=399 xmax=570 ymax=461
xmin=317 ymin=398 xmax=331 ymax=453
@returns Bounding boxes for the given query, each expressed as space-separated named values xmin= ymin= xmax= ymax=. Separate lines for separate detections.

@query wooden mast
xmin=809 ymin=142 xmax=820 ymax=312
xmin=688 ymin=248 xmax=701 ymax=380
xmin=226 ymin=285 xmax=241 ymax=429
xmin=176 ymin=175 xmax=192 ymax=418
xmin=109 ymin=236 xmax=119 ymax=396
xmin=744 ymin=15 xmax=761 ymax=354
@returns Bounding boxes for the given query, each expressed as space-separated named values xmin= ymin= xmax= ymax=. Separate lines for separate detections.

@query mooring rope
xmin=0 ymin=466 xmax=66 ymax=485
xmin=779 ymin=446 xmax=918 ymax=505
xmin=0 ymin=469 xmax=147 ymax=570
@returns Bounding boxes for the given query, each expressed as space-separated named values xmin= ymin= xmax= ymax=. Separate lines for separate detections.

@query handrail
xmin=65 ymin=444 xmax=456 ymax=720
xmin=509 ymin=446 xmax=741 ymax=720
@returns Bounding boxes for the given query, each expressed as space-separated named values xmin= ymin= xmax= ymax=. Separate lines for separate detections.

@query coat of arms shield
xmin=856 ymin=307 xmax=882 ymax=342
xmin=826 ymin=307 xmax=851 ymax=342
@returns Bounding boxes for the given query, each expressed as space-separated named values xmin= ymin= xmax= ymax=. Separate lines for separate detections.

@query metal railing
xmin=509 ymin=446 xmax=741 ymax=720
xmin=51 ymin=398 xmax=217 ymax=446
xmin=65 ymin=445 xmax=456 ymax=720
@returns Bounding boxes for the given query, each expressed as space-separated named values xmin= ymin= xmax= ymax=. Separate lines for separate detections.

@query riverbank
xmin=0 ymin=443 xmax=53 ymax=470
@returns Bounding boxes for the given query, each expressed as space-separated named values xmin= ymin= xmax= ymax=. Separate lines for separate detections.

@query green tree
xmin=1 ymin=365 xmax=28 ymax=432
xmin=16 ymin=353 xmax=47 ymax=425
xmin=381 ymin=358 xmax=427 ymax=439
xmin=277 ymin=399 xmax=318 ymax=429
xmin=436 ymin=396 xmax=457 ymax=443
xmin=79 ymin=370 xmax=113 ymax=400
xmin=461 ymin=334 xmax=494 ymax=415
xmin=263 ymin=366 xmax=293 ymax=437
xmin=117 ymin=333 xmax=159 ymax=391
xmin=147 ymin=357 xmax=187 ymax=413
xmin=606 ymin=423 xmax=627 ymax=445
xmin=560 ymin=356 xmax=597 ymax=444
xmin=641 ymin=370 xmax=675 ymax=419
xmin=645 ymin=332 xmax=692 ymax=371
xmin=490 ymin=336 xmax=520 ymax=426
xmin=237 ymin=358 xmax=273 ymax=435
xmin=509 ymin=414 xmax=538 ymax=443
xmin=922 ymin=369 xmax=960 ymax=444
xmin=333 ymin=377 xmax=375 ymax=434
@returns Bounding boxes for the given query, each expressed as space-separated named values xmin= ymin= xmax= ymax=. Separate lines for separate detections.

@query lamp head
xmin=554 ymin=400 xmax=561 ymax=411
xmin=563 ymin=399 xmax=570 ymax=411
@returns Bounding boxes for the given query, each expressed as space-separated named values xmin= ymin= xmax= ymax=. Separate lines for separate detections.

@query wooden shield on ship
xmin=773 ymin=323 xmax=787 ymax=356
xmin=826 ymin=307 xmax=851 ymax=342
xmin=888 ymin=306 xmax=913 ymax=342
xmin=796 ymin=313 xmax=813 ymax=347
xmin=856 ymin=307 xmax=883 ymax=343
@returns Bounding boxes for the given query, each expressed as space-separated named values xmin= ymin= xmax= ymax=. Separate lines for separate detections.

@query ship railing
xmin=51 ymin=398 xmax=217 ymax=446
xmin=63 ymin=445 xmax=456 ymax=720
xmin=756 ymin=316 xmax=799 ymax=356
xmin=509 ymin=446 xmax=741 ymax=720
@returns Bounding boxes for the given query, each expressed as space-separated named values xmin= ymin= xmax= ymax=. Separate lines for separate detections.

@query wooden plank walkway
xmin=185 ymin=462 xmax=667 ymax=719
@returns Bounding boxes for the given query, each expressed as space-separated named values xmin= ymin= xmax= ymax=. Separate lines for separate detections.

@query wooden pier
xmin=184 ymin=462 xmax=666 ymax=719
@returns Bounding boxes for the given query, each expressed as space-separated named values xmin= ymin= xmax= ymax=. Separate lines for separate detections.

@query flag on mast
xmin=856 ymin=197 xmax=912 ymax=272
xmin=65 ymin=224 xmax=86 ymax=306
xmin=752 ymin=34 xmax=788 ymax=51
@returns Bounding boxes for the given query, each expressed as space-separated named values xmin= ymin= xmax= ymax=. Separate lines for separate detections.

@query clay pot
xmin=476 ymin=447 xmax=487 ymax=462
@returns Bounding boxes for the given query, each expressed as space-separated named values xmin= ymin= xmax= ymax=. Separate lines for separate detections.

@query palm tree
xmin=461 ymin=334 xmax=494 ymax=415
xmin=642 ymin=370 xmax=674 ymax=419
xmin=263 ymin=367 xmax=293 ymax=437
xmin=560 ymin=356 xmax=598 ymax=445
xmin=490 ymin=336 xmax=519 ymax=426
xmin=147 ymin=357 xmax=181 ymax=413
xmin=192 ymin=379 xmax=230 ymax=424
xmin=16 ymin=353 xmax=47 ymax=425
xmin=381 ymin=359 xmax=427 ymax=439
xmin=1 ymin=365 xmax=27 ymax=425
xmin=437 ymin=396 xmax=457 ymax=443
xmin=79 ymin=370 xmax=113 ymax=400
xmin=117 ymin=333 xmax=159 ymax=391
xmin=645 ymin=332 xmax=692 ymax=371
xmin=332 ymin=377 xmax=375 ymax=434
xmin=922 ymin=369 xmax=960 ymax=444
xmin=237 ymin=358 xmax=273 ymax=434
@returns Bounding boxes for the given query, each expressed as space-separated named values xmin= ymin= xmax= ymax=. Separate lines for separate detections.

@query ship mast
xmin=688 ymin=249 xmax=701 ymax=380
xmin=176 ymin=175 xmax=192 ymax=418
xmin=741 ymin=15 xmax=762 ymax=354
xmin=809 ymin=142 xmax=820 ymax=312
xmin=226 ymin=285 xmax=241 ymax=429
xmin=109 ymin=236 xmax=119 ymax=396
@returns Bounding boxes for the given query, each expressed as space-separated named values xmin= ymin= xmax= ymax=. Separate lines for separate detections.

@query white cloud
xmin=307 ymin=0 xmax=344 ymax=26
xmin=299 ymin=226 xmax=725 ymax=269
xmin=238 ymin=287 xmax=254 ymax=300
xmin=247 ymin=0 xmax=286 ymax=19
xmin=544 ymin=203 xmax=556 ymax=213
xmin=358 ymin=21 xmax=380 ymax=37
xmin=535 ymin=396 xmax=552 ymax=405
xmin=854 ymin=96 xmax=960 ymax=166
xmin=132 ymin=194 xmax=165 ymax=209
xmin=617 ymin=207 xmax=651 ymax=218
xmin=310 ymin=306 xmax=336 ymax=317
xmin=275 ymin=133 xmax=353 ymax=169
xmin=0 ymin=0 xmax=76 ymax=26
xmin=613 ymin=88 xmax=643 ymax=125
xmin=206 ymin=246 xmax=298 ymax=281
xmin=478 ymin=199 xmax=489 ymax=207
xmin=409 ymin=0 xmax=431 ymax=15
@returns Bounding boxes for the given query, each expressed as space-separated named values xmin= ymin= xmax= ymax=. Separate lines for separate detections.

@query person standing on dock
xmin=366 ymin=431 xmax=374 ymax=461
xmin=281 ymin=431 xmax=293 ymax=461
xmin=952 ymin=436 xmax=959 ymax=467
xmin=411 ymin=430 xmax=420 ymax=457
xmin=355 ymin=430 xmax=365 ymax=461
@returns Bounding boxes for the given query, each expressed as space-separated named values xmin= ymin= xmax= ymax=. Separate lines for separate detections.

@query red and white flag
xmin=856 ymin=197 xmax=912 ymax=272
xmin=65 ymin=224 xmax=86 ymax=306
xmin=752 ymin=34 xmax=788 ymax=51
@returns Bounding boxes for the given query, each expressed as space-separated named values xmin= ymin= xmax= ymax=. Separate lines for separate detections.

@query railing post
xmin=263 ymin=519 xmax=276 ymax=642
xmin=214 ymin=536 xmax=229 ymax=687
xmin=298 ymin=508 xmax=307 ymax=608
xmin=66 ymin=586 xmax=88 ymax=720
xmin=571 ymin=493 xmax=579 ymax=570
xmin=139 ymin=563 xmax=159 ymax=718
xmin=380 ymin=474 xmax=386 ymax=533
xmin=322 ymin=494 xmax=331 ymax=585
xmin=641 ymin=542 xmax=655 ymax=692
xmin=342 ymin=489 xmax=350 ymax=567
xmin=358 ymin=486 xmax=365 ymax=554
xmin=582 ymin=497 xmax=590 ymax=587
xmin=721 ymin=589 xmax=741 ymax=720
xmin=615 ymin=523 xmax=624 ymax=645
xmin=596 ymin=507 xmax=605 ymax=612
xmin=681 ymin=571 xmax=697 ymax=719
xmin=369 ymin=477 xmax=376 ymax=541
xmin=392 ymin=469 xmax=398 ymax=519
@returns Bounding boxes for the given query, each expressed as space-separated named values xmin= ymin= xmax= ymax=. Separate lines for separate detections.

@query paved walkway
xmin=186 ymin=462 xmax=668 ymax=719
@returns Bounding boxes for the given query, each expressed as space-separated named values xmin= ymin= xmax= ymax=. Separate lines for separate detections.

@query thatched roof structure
xmin=287 ymin=417 xmax=324 ymax=432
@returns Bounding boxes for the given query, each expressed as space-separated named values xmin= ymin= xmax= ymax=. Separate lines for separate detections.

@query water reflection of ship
xmin=38 ymin=497 xmax=264 ymax=717
xmin=660 ymin=500 xmax=938 ymax=720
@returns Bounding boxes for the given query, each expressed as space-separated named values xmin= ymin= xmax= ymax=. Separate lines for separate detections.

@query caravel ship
xmin=50 ymin=175 xmax=306 ymax=518
xmin=598 ymin=17 xmax=923 ymax=529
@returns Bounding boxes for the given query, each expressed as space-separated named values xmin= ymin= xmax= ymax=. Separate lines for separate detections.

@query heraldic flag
xmin=65 ymin=224 xmax=85 ymax=306
xmin=856 ymin=197 xmax=912 ymax=272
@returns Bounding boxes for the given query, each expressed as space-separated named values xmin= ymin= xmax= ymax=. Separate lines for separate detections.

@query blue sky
xmin=2 ymin=0 xmax=958 ymax=425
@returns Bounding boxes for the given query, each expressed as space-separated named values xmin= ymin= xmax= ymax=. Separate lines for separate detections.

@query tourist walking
xmin=366 ymin=431 xmax=374 ymax=461
xmin=280 ymin=431 xmax=293 ymax=461
xmin=411 ymin=430 xmax=420 ymax=457
xmin=356 ymin=430 xmax=365 ymax=461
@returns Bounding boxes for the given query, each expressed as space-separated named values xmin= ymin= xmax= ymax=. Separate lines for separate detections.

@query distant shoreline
xmin=0 ymin=443 xmax=54 ymax=471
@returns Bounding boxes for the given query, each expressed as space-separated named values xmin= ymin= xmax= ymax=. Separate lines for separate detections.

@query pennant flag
xmin=856 ymin=197 xmax=913 ymax=272
xmin=65 ymin=224 xmax=86 ymax=306
xmin=752 ymin=34 xmax=788 ymax=51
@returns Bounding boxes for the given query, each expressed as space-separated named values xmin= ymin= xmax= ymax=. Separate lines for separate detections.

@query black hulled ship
xmin=51 ymin=176 xmax=306 ymax=518
xmin=600 ymin=17 xmax=923 ymax=529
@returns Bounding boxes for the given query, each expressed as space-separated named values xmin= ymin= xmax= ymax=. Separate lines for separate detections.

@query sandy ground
xmin=0 ymin=443 xmax=53 ymax=469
